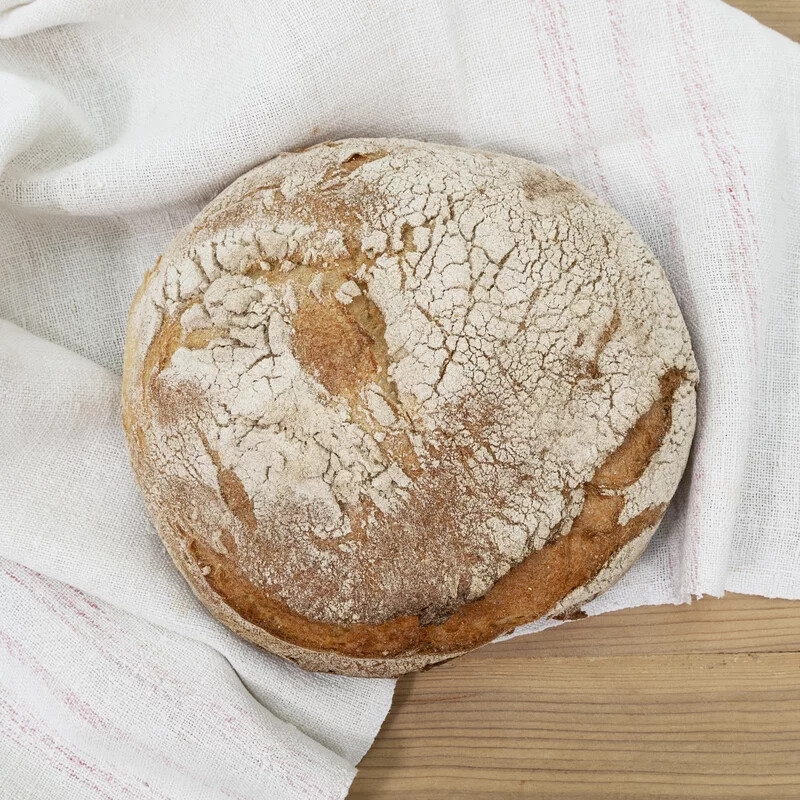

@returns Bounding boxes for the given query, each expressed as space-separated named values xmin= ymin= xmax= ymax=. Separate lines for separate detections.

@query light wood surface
xmin=351 ymin=595 xmax=800 ymax=799
xmin=726 ymin=0 xmax=800 ymax=41
xmin=351 ymin=4 xmax=799 ymax=797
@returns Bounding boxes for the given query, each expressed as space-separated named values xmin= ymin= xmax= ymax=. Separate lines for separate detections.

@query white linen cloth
xmin=0 ymin=0 xmax=798 ymax=797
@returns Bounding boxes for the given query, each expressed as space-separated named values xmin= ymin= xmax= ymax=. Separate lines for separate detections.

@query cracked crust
xmin=122 ymin=138 xmax=698 ymax=676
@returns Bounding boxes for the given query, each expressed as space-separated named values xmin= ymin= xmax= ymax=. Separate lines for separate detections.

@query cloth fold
xmin=1 ymin=1 xmax=798 ymax=798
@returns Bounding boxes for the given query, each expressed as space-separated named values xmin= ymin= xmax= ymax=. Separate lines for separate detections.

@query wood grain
xmin=350 ymin=595 xmax=800 ymax=799
xmin=485 ymin=595 xmax=800 ymax=658
xmin=725 ymin=0 xmax=800 ymax=41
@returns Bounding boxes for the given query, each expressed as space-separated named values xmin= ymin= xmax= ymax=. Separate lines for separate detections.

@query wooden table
xmin=351 ymin=595 xmax=800 ymax=799
xmin=352 ymin=5 xmax=799 ymax=797
xmin=726 ymin=0 xmax=799 ymax=41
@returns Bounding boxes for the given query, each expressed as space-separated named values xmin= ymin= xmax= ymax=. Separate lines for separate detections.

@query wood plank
xmin=481 ymin=594 xmax=800 ymax=659
xmin=350 ymin=596 xmax=800 ymax=798
xmin=352 ymin=650 xmax=800 ymax=799
xmin=725 ymin=0 xmax=800 ymax=42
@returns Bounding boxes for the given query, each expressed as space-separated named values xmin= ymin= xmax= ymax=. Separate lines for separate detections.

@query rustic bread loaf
xmin=122 ymin=138 xmax=698 ymax=677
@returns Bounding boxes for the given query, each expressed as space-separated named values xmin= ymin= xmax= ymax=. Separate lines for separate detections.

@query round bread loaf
xmin=122 ymin=138 xmax=698 ymax=677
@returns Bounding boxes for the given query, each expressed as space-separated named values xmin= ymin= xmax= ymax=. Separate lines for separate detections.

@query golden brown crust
xmin=125 ymin=323 xmax=685 ymax=674
xmin=122 ymin=138 xmax=698 ymax=676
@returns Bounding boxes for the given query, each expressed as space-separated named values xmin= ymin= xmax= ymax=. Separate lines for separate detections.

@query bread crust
xmin=122 ymin=138 xmax=697 ymax=676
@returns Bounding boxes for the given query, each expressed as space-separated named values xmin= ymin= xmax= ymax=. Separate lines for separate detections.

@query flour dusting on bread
xmin=122 ymin=138 xmax=697 ymax=674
